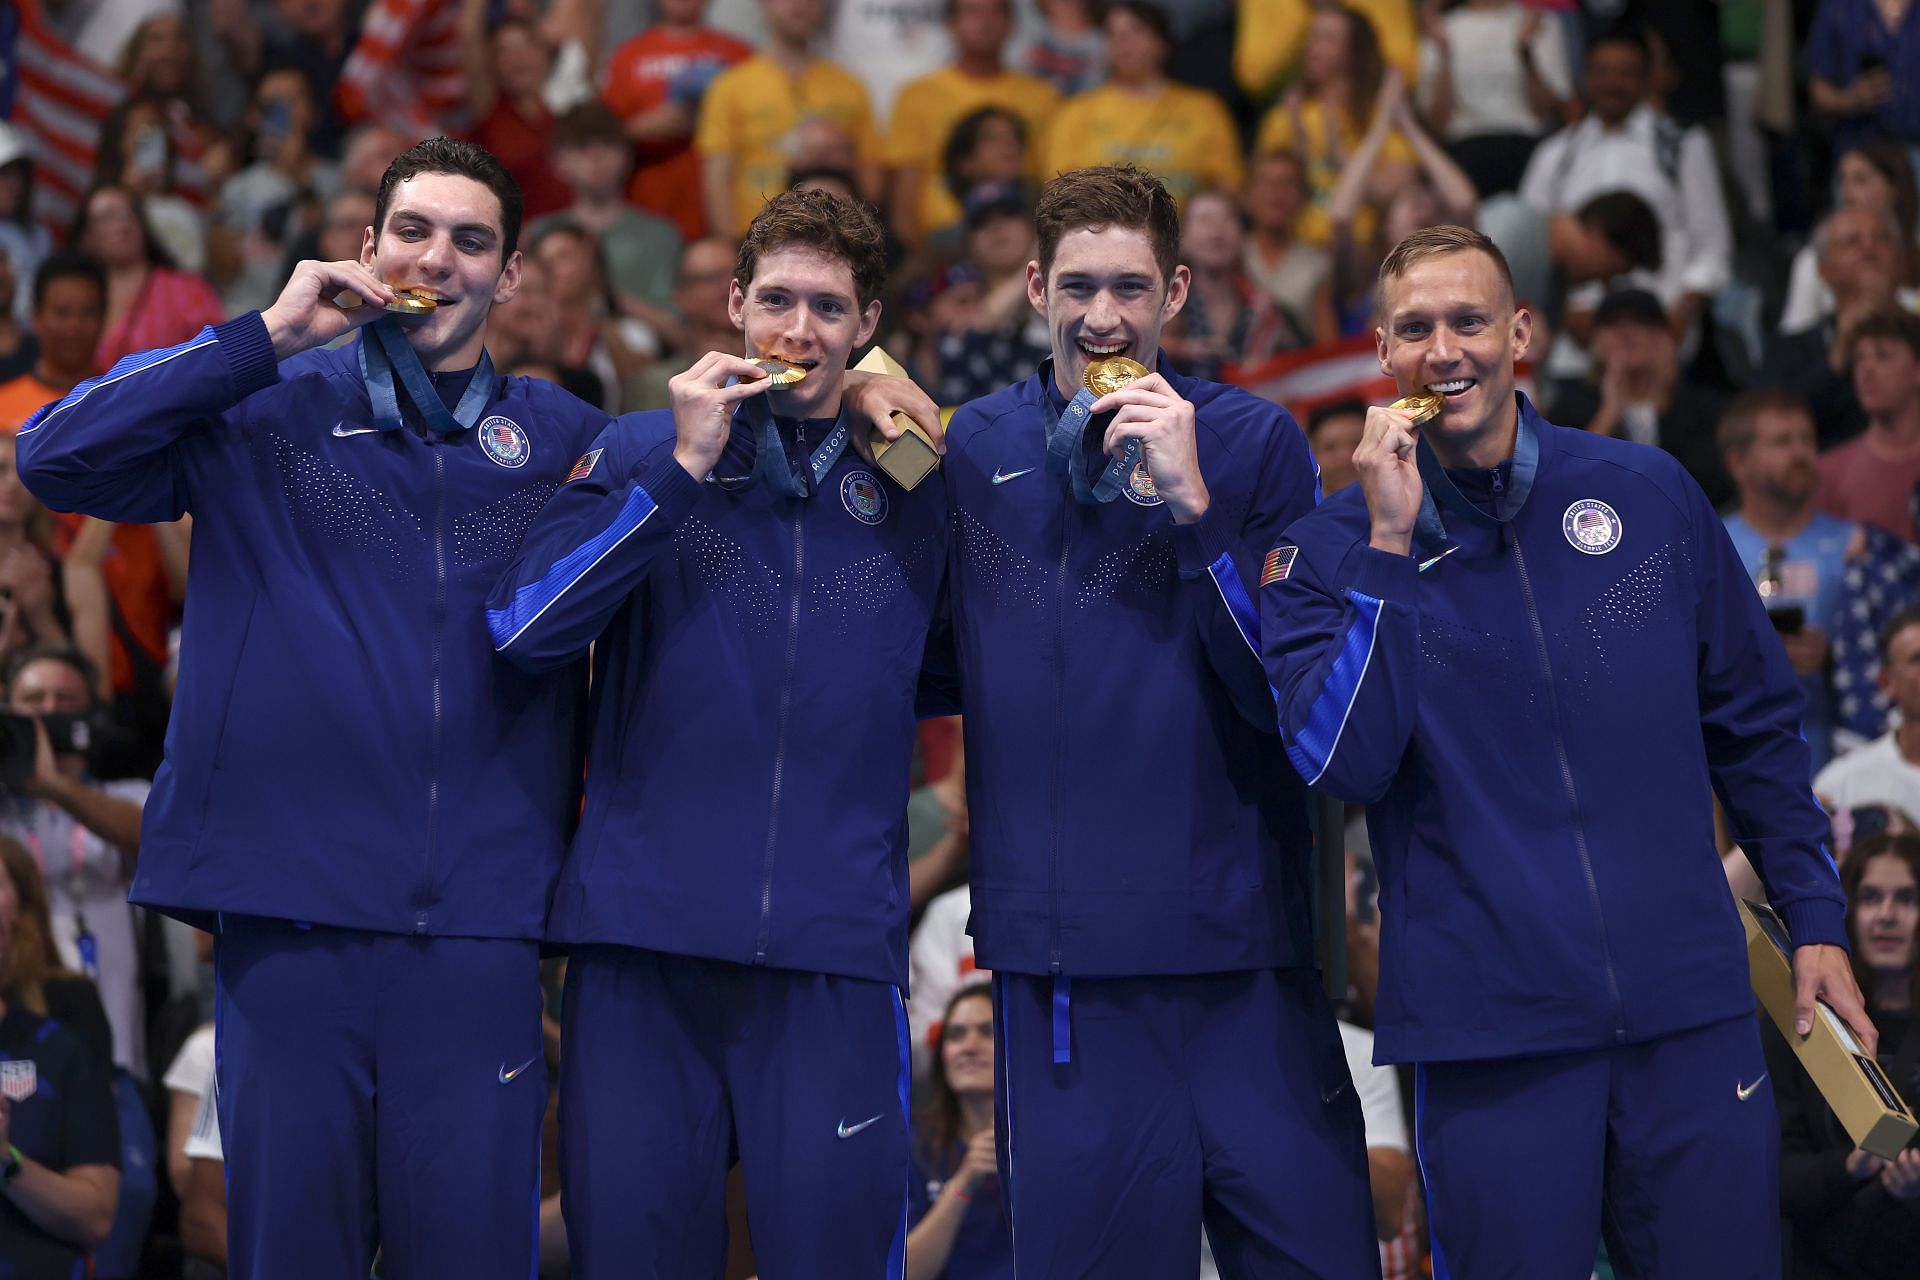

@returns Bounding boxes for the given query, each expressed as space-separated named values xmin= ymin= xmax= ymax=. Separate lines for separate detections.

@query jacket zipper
xmin=1046 ymin=500 xmax=1074 ymax=975
xmin=755 ymin=432 xmax=806 ymax=962
xmin=1512 ymin=540 xmax=1626 ymax=1039
xmin=419 ymin=437 xmax=447 ymax=934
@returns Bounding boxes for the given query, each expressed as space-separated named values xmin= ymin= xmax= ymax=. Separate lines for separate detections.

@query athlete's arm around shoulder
xmin=17 ymin=259 xmax=396 ymax=523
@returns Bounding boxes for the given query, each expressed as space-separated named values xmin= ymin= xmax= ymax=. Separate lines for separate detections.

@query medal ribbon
xmin=731 ymin=389 xmax=851 ymax=497
xmin=357 ymin=316 xmax=497 ymax=435
xmin=1409 ymin=403 xmax=1540 ymax=554
xmin=1038 ymin=361 xmax=1141 ymax=504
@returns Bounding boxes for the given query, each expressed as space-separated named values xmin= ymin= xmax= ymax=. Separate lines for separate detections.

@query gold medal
xmin=384 ymin=286 xmax=441 ymax=317
xmin=1389 ymin=391 xmax=1444 ymax=427
xmin=1082 ymin=355 xmax=1150 ymax=397
xmin=751 ymin=358 xmax=808 ymax=388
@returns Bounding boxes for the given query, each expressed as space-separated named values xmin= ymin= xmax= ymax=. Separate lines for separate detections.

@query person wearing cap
xmin=937 ymin=162 xmax=1377 ymax=1276
xmin=1264 ymin=223 xmax=1866 ymax=1276
xmin=1550 ymin=287 xmax=1731 ymax=507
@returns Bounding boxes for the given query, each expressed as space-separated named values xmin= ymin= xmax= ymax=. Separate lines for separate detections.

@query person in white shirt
xmin=1817 ymin=606 xmax=1920 ymax=826
xmin=1518 ymin=25 xmax=1731 ymax=377
xmin=1417 ymin=0 xmax=1572 ymax=196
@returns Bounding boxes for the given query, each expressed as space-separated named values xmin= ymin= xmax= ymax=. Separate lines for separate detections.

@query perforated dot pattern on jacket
xmin=955 ymin=510 xmax=1046 ymax=609
xmin=453 ymin=482 xmax=561 ymax=566
xmin=674 ymin=517 xmax=784 ymax=635
xmin=1077 ymin=531 xmax=1175 ymax=609
xmin=262 ymin=432 xmax=424 ymax=582
xmin=810 ymin=535 xmax=936 ymax=633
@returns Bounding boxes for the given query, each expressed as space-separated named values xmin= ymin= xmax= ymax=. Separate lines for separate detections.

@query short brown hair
xmin=552 ymin=101 xmax=628 ymax=151
xmin=1847 ymin=306 xmax=1920 ymax=366
xmin=1716 ymin=389 xmax=1811 ymax=458
xmin=1034 ymin=165 xmax=1180 ymax=285
xmin=1375 ymin=224 xmax=1516 ymax=318
xmin=734 ymin=188 xmax=888 ymax=310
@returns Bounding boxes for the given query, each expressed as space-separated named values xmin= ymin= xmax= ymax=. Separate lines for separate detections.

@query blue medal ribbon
xmin=357 ymin=316 xmax=497 ymax=435
xmin=74 ymin=911 xmax=98 ymax=980
xmin=732 ymin=390 xmax=851 ymax=497
xmin=1410 ymin=399 xmax=1540 ymax=557
xmin=1039 ymin=359 xmax=1142 ymax=504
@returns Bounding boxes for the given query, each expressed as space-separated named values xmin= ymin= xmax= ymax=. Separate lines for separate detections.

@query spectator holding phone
xmin=0 ymin=647 xmax=148 ymax=1081
xmin=1820 ymin=606 xmax=1920 ymax=819
xmin=1720 ymin=391 xmax=1855 ymax=773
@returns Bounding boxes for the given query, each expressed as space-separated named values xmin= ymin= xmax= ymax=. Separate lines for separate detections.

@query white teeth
xmin=1428 ymin=380 xmax=1472 ymax=394
xmin=1081 ymin=342 xmax=1127 ymax=354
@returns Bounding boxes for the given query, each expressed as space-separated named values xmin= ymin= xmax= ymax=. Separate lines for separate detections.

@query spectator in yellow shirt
xmin=1255 ymin=4 xmax=1415 ymax=247
xmin=694 ymin=0 xmax=881 ymax=238
xmin=1041 ymin=2 xmax=1244 ymax=207
xmin=886 ymin=0 xmax=1058 ymax=247
xmin=1236 ymin=0 xmax=1418 ymax=100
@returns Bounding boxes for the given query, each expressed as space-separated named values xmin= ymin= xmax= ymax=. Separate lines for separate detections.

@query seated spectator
xmin=1254 ymin=4 xmax=1413 ymax=249
xmin=1545 ymin=189 xmax=1666 ymax=372
xmin=696 ymin=0 xmax=881 ymax=238
xmin=0 ymin=433 xmax=112 ymax=702
xmin=71 ymin=183 xmax=224 ymax=372
xmin=906 ymin=982 xmax=1007 ymax=1280
xmin=921 ymin=107 xmax=1032 ymax=261
xmin=0 ymin=834 xmax=121 ymax=1271
xmin=885 ymin=0 xmax=1057 ymax=247
xmin=1043 ymin=2 xmax=1244 ymax=207
xmin=600 ymin=0 xmax=752 ymax=241
xmin=0 ymin=647 xmax=150 ymax=1080
xmin=1815 ymin=308 xmax=1920 ymax=542
xmin=1416 ymin=0 xmax=1573 ymax=197
xmin=161 ymin=1017 xmax=214 ymax=1200
xmin=1022 ymin=0 xmax=1106 ymax=98
xmin=1719 ymin=392 xmax=1854 ymax=772
xmin=528 ymin=220 xmax=654 ymax=410
xmin=1324 ymin=67 xmax=1478 ymax=335
xmin=1780 ymin=140 xmax=1919 ymax=337
xmin=210 ymin=66 xmax=341 ymax=316
xmin=177 ymin=1073 xmax=227 ymax=1278
xmin=461 ymin=8 xmax=571 ymax=221
xmin=0 ymin=250 xmax=38 ymax=385
xmin=1552 ymin=289 xmax=1731 ymax=507
xmin=912 ymin=183 xmax=1044 ymax=404
xmin=1163 ymin=188 xmax=1308 ymax=382
xmin=1242 ymin=150 xmax=1334 ymax=346
xmin=0 ymin=123 xmax=51 ymax=329
xmin=1819 ymin=607 xmax=1920 ymax=821
xmin=0 ymin=254 xmax=110 ymax=436
xmin=621 ymin=237 xmax=737 ymax=412
xmin=908 ymin=883 xmax=985 ymax=1083
xmin=92 ymin=92 xmax=207 ymax=275
xmin=280 ymin=184 xmax=379 ymax=285
xmin=1518 ymin=24 xmax=1731 ymax=363
xmin=1807 ymin=0 xmax=1920 ymax=158
xmin=1763 ymin=831 xmax=1920 ymax=1280
xmin=1306 ymin=399 xmax=1366 ymax=496
xmin=495 ymin=255 xmax=606 ymax=410
xmin=530 ymin=104 xmax=684 ymax=349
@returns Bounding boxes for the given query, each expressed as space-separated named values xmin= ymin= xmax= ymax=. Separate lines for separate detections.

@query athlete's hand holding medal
xmin=1085 ymin=356 xmax=1211 ymax=523
xmin=666 ymin=352 xmax=800 ymax=481
xmin=261 ymin=259 xmax=404 ymax=360
xmin=1354 ymin=391 xmax=1442 ymax=556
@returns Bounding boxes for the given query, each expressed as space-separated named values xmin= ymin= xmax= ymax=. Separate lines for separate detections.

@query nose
xmin=414 ymin=230 xmax=453 ymax=279
xmin=1084 ymin=288 xmax=1122 ymax=334
xmin=1427 ymin=323 xmax=1460 ymax=368
xmin=778 ymin=304 xmax=817 ymax=354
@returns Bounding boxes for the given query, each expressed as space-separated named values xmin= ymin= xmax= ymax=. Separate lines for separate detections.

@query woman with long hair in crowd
xmin=1767 ymin=832 xmax=1920 ymax=1278
xmin=0 ymin=834 xmax=121 ymax=1269
xmin=1778 ymin=138 xmax=1920 ymax=336
xmin=906 ymin=982 xmax=1008 ymax=1280
xmin=70 ymin=183 xmax=223 ymax=372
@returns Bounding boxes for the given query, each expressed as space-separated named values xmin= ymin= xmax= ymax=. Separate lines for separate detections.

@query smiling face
xmin=1030 ymin=224 xmax=1189 ymax=399
xmin=362 ymin=170 xmax=522 ymax=371
xmin=727 ymin=245 xmax=881 ymax=420
xmin=940 ymin=991 xmax=994 ymax=1100
xmin=1854 ymin=852 xmax=1919 ymax=984
xmin=1376 ymin=247 xmax=1530 ymax=467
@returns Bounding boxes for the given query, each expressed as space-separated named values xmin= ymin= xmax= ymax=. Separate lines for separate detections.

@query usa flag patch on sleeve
xmin=1261 ymin=545 xmax=1298 ymax=586
xmin=566 ymin=449 xmax=603 ymax=483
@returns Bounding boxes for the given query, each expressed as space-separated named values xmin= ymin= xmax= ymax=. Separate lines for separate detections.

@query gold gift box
xmin=1742 ymin=899 xmax=1918 ymax=1158
xmin=852 ymin=346 xmax=940 ymax=490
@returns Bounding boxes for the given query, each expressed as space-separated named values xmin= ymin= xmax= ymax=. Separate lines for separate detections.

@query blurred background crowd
xmin=0 ymin=1 xmax=1918 ymax=1277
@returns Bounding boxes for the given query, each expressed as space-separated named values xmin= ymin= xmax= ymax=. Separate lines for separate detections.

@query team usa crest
xmin=1562 ymin=499 xmax=1623 ymax=555
xmin=841 ymin=470 xmax=888 ymax=525
xmin=1122 ymin=461 xmax=1163 ymax=507
xmin=478 ymin=416 xmax=531 ymax=469
xmin=0 ymin=1058 xmax=36 ymax=1101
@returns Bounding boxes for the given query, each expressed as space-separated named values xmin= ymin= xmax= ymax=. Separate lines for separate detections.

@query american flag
xmin=4 ymin=0 xmax=128 ymax=236
xmin=1831 ymin=524 xmax=1920 ymax=742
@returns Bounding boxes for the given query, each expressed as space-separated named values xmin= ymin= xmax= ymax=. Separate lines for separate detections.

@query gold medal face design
xmin=752 ymin=358 xmax=808 ymax=388
xmin=384 ymin=287 xmax=441 ymax=316
xmin=1389 ymin=391 xmax=1444 ymax=427
xmin=1082 ymin=355 xmax=1150 ymax=397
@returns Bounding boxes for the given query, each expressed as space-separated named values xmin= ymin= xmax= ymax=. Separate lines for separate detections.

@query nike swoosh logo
xmin=991 ymin=467 xmax=1036 ymax=485
xmin=1735 ymin=1074 xmax=1767 ymax=1101
xmin=498 ymin=1056 xmax=538 ymax=1084
xmin=836 ymin=1113 xmax=885 ymax=1139
xmin=332 ymin=422 xmax=379 ymax=438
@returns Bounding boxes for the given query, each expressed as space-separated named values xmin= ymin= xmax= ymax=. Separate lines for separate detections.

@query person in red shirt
xmin=463 ymin=13 xmax=574 ymax=220
xmin=601 ymin=0 xmax=751 ymax=240
xmin=1817 ymin=308 xmax=1920 ymax=544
